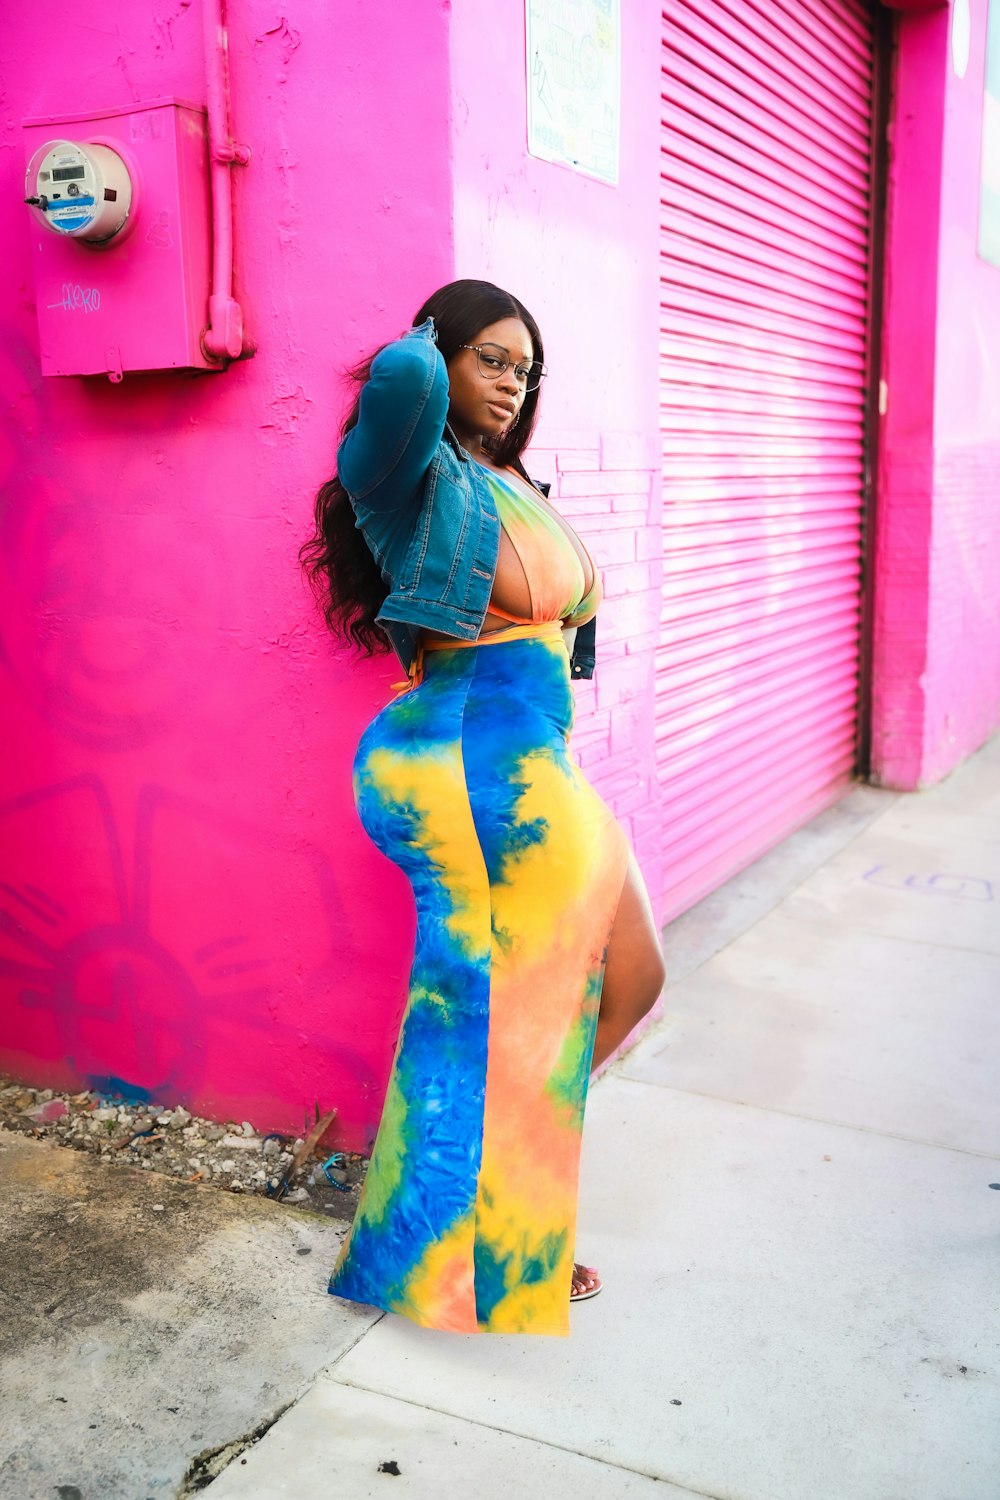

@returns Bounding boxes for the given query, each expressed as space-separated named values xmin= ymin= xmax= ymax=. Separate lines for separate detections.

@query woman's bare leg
xmin=573 ymin=854 xmax=665 ymax=1299
xmin=591 ymin=850 xmax=665 ymax=1073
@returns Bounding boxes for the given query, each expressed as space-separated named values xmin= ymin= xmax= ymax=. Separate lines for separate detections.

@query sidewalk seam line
xmin=318 ymin=1310 xmax=387 ymax=1375
xmin=659 ymin=900 xmax=995 ymax=960
xmin=768 ymin=920 xmax=999 ymax=961
xmin=610 ymin=1074 xmax=1000 ymax=1160
xmin=322 ymin=1373 xmax=727 ymax=1500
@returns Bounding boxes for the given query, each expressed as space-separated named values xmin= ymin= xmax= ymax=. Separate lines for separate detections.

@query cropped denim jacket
xmin=338 ymin=319 xmax=597 ymax=680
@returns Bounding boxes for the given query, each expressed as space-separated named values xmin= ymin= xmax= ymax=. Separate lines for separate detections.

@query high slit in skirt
xmin=328 ymin=621 xmax=631 ymax=1335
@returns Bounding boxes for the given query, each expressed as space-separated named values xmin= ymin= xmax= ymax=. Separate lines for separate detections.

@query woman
xmin=303 ymin=280 xmax=664 ymax=1336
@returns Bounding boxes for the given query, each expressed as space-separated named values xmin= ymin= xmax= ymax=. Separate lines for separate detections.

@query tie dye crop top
xmin=477 ymin=464 xmax=602 ymax=628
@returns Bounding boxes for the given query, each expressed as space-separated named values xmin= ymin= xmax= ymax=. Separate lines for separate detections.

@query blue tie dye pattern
xmin=333 ymin=660 xmax=491 ymax=1311
xmin=329 ymin=632 xmax=627 ymax=1331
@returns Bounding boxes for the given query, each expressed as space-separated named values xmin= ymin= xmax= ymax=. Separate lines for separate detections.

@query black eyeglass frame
xmin=458 ymin=343 xmax=548 ymax=392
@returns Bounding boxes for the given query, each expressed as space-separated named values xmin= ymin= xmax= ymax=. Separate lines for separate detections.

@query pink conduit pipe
xmin=202 ymin=0 xmax=249 ymax=361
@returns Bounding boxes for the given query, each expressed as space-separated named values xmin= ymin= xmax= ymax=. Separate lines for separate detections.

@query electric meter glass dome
xmin=25 ymin=140 xmax=133 ymax=242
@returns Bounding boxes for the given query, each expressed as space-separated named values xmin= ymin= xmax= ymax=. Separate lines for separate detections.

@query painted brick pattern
xmin=872 ymin=5 xmax=1000 ymax=790
xmin=872 ymin=441 xmax=1000 ymax=789
xmin=923 ymin=441 xmax=1000 ymax=781
xmin=870 ymin=449 xmax=933 ymax=788
xmin=529 ymin=429 xmax=664 ymax=916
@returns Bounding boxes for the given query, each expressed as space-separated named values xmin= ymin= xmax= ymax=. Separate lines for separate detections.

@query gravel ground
xmin=0 ymin=1077 xmax=366 ymax=1221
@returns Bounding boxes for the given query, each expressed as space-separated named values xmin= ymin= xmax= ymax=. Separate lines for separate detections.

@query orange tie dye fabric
xmin=328 ymin=621 xmax=629 ymax=1335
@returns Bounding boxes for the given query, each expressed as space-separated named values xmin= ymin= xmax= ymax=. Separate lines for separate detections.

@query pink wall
xmin=448 ymin=1 xmax=665 ymax=906
xmin=870 ymin=8 xmax=946 ymax=788
xmin=926 ymin=0 xmax=1000 ymax=778
xmin=0 ymin=0 xmax=665 ymax=1146
xmin=872 ymin=0 xmax=1000 ymax=786
xmin=7 ymin=0 xmax=995 ymax=1140
xmin=0 ymin=0 xmax=455 ymax=1149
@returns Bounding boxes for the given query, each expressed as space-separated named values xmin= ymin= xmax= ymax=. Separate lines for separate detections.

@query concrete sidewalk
xmin=0 ymin=1131 xmax=379 ymax=1500
xmin=202 ymin=734 xmax=1000 ymax=1500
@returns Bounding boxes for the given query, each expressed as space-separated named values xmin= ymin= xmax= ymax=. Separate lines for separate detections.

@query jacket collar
xmin=443 ymin=422 xmax=470 ymax=461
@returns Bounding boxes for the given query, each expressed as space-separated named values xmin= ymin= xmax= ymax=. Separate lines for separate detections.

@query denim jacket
xmin=338 ymin=318 xmax=597 ymax=679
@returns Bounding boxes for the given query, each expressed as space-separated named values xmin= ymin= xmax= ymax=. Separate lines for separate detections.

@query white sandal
xmin=571 ymin=1262 xmax=603 ymax=1302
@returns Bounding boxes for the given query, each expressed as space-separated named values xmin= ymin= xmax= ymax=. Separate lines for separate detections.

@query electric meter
xmin=24 ymin=139 xmax=133 ymax=243
xmin=22 ymin=99 xmax=219 ymax=378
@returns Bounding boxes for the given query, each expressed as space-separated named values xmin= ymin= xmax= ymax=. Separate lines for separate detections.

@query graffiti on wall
xmin=0 ymin=773 xmax=382 ymax=1124
xmin=0 ymin=315 xmax=406 ymax=1145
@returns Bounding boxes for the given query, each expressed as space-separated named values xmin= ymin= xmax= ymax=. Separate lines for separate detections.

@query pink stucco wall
xmin=0 ymin=0 xmax=455 ymax=1149
xmin=926 ymin=0 xmax=1000 ymax=778
xmin=4 ymin=0 xmax=996 ymax=1140
xmin=872 ymin=0 xmax=1000 ymax=787
xmin=0 ymin=0 xmax=664 ymax=1146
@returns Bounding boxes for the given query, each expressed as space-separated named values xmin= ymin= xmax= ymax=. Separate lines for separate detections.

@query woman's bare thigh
xmin=592 ymin=851 xmax=665 ymax=1070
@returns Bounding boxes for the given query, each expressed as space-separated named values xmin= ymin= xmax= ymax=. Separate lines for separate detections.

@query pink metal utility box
xmin=22 ymin=98 xmax=215 ymax=380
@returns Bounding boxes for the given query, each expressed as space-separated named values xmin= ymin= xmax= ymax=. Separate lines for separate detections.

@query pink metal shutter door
xmin=657 ymin=0 xmax=875 ymax=921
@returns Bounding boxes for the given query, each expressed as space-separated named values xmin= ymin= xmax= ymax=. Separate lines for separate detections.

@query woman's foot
xmin=570 ymin=1262 xmax=602 ymax=1302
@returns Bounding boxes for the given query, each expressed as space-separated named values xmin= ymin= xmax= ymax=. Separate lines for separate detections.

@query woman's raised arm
xmin=337 ymin=319 xmax=450 ymax=513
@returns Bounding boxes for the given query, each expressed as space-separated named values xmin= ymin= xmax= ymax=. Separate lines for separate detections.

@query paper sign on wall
xmin=980 ymin=0 xmax=1000 ymax=267
xmin=526 ymin=0 xmax=620 ymax=186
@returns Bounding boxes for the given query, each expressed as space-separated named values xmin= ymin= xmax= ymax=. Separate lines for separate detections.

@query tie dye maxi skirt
xmin=328 ymin=621 xmax=630 ymax=1335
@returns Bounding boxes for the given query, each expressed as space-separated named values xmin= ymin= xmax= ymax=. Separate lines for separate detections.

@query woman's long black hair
xmin=300 ymin=279 xmax=545 ymax=654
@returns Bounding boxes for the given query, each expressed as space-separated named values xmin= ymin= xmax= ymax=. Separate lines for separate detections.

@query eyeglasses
xmin=459 ymin=343 xmax=547 ymax=392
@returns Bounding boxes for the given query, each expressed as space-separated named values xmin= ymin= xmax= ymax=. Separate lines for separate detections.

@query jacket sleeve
xmin=570 ymin=614 xmax=597 ymax=680
xmin=337 ymin=320 xmax=450 ymax=513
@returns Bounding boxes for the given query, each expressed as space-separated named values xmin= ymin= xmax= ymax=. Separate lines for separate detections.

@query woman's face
xmin=446 ymin=317 xmax=535 ymax=451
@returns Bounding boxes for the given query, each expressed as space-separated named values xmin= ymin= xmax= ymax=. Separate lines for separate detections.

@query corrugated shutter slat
xmin=656 ymin=0 xmax=874 ymax=921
